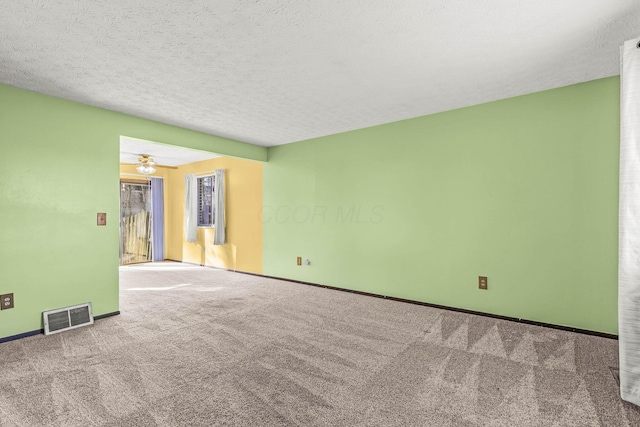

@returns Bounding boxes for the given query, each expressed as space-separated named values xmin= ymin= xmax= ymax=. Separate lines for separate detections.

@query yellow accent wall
xmin=166 ymin=157 xmax=263 ymax=274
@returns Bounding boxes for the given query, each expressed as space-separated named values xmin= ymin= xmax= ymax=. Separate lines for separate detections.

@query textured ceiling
xmin=1 ymin=1 xmax=640 ymax=147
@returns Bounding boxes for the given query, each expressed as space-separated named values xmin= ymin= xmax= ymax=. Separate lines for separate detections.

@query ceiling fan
xmin=136 ymin=154 xmax=156 ymax=175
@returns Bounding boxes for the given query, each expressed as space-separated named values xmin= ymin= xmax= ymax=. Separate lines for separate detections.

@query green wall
xmin=263 ymin=77 xmax=620 ymax=334
xmin=0 ymin=84 xmax=266 ymax=340
xmin=0 ymin=77 xmax=620 ymax=339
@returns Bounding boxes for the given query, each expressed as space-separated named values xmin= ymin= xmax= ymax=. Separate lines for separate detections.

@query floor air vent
xmin=43 ymin=303 xmax=94 ymax=335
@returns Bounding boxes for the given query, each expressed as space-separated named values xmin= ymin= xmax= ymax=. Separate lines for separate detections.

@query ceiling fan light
xmin=136 ymin=154 xmax=157 ymax=174
xmin=136 ymin=165 xmax=156 ymax=174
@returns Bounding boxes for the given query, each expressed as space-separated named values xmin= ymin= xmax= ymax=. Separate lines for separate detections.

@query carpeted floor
xmin=1 ymin=262 xmax=639 ymax=426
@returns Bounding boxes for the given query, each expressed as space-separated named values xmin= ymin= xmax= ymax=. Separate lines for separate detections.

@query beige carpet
xmin=0 ymin=262 xmax=638 ymax=426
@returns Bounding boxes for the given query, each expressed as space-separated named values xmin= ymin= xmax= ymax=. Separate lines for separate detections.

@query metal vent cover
xmin=43 ymin=303 xmax=94 ymax=335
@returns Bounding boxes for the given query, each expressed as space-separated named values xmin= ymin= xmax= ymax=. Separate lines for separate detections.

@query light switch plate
xmin=97 ymin=213 xmax=107 ymax=226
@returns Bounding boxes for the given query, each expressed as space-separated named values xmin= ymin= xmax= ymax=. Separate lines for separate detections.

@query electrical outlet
xmin=304 ymin=258 xmax=311 ymax=265
xmin=1 ymin=293 xmax=14 ymax=310
xmin=297 ymin=257 xmax=302 ymax=266
xmin=479 ymin=276 xmax=488 ymax=290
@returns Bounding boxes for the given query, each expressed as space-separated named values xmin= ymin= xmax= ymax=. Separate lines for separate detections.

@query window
xmin=197 ymin=175 xmax=215 ymax=227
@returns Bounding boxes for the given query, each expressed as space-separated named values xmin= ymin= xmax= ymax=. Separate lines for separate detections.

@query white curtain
xmin=184 ymin=174 xmax=197 ymax=243
xmin=619 ymin=36 xmax=640 ymax=407
xmin=214 ymin=169 xmax=226 ymax=245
